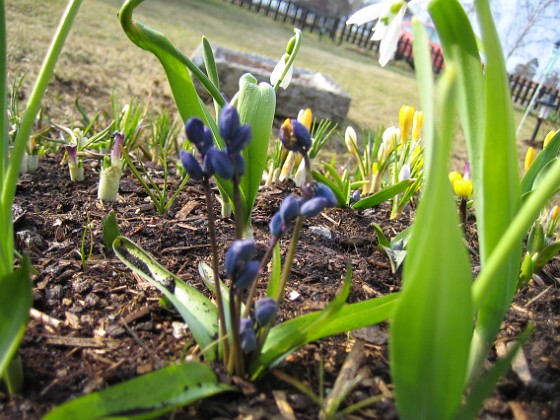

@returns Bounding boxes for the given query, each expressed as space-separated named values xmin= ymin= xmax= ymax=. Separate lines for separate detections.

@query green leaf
xmin=250 ymin=284 xmax=399 ymax=380
xmin=236 ymin=74 xmax=276 ymax=222
xmin=380 ymin=246 xmax=407 ymax=274
xmin=351 ymin=179 xmax=413 ymax=210
xmin=0 ymin=256 xmax=32 ymax=379
xmin=390 ymin=54 xmax=472 ymax=419
xmin=113 ymin=236 xmax=218 ymax=360
xmin=534 ymin=240 xmax=560 ymax=269
xmin=102 ymin=211 xmax=120 ymax=250
xmin=312 ymin=170 xmax=346 ymax=207
xmin=44 ymin=362 xmax=236 ymax=420
xmin=370 ymin=222 xmax=390 ymax=248
xmin=266 ymin=242 xmax=282 ymax=299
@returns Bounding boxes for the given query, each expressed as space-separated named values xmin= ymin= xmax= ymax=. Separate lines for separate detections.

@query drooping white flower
xmin=346 ymin=0 xmax=427 ymax=67
xmin=270 ymin=53 xmax=293 ymax=89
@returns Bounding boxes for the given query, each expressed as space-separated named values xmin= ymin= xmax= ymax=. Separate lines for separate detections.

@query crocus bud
xmin=291 ymin=119 xmax=312 ymax=152
xmin=314 ymin=183 xmax=337 ymax=208
xmin=398 ymin=164 xmax=411 ymax=181
xmin=239 ymin=318 xmax=257 ymax=353
xmin=298 ymin=108 xmax=313 ymax=131
xmin=399 ymin=105 xmax=415 ymax=141
xmin=453 ymin=178 xmax=473 ymax=198
xmin=111 ymin=132 xmax=124 ymax=165
xmin=380 ymin=127 xmax=399 ymax=160
xmin=255 ymin=298 xmax=278 ymax=326
xmin=179 ymin=150 xmax=204 ymax=181
xmin=543 ymin=130 xmax=557 ymax=148
xmin=524 ymin=147 xmax=536 ymax=173
xmin=300 ymin=197 xmax=329 ymax=217
xmin=345 ymin=126 xmax=359 ymax=156
xmin=186 ymin=118 xmax=213 ymax=155
xmin=412 ymin=111 xmax=423 ymax=141
xmin=219 ymin=104 xmax=240 ymax=142
xmin=225 ymin=239 xmax=256 ymax=279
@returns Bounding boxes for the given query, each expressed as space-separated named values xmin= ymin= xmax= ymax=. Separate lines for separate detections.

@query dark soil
xmin=1 ymin=155 xmax=559 ymax=419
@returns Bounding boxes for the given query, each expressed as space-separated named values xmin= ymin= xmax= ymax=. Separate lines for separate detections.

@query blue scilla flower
xmin=179 ymin=150 xmax=204 ymax=181
xmin=255 ymin=297 xmax=278 ymax=326
xmin=204 ymin=147 xmax=234 ymax=180
xmin=185 ymin=118 xmax=214 ymax=156
xmin=239 ymin=318 xmax=257 ymax=353
xmin=314 ymin=182 xmax=338 ymax=208
xmin=225 ymin=239 xmax=259 ymax=290
xmin=219 ymin=104 xmax=252 ymax=155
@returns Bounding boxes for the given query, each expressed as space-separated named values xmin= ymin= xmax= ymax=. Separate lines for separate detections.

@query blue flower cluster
xmin=225 ymin=239 xmax=260 ymax=290
xmin=179 ymin=104 xmax=251 ymax=181
xmin=269 ymin=182 xmax=338 ymax=238
xmin=239 ymin=297 xmax=279 ymax=353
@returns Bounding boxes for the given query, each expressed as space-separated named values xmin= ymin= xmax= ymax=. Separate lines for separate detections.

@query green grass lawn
xmin=6 ymin=0 xmax=552 ymax=167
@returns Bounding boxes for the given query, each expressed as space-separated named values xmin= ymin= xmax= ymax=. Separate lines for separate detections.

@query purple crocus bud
xmin=235 ymin=260 xmax=260 ymax=290
xmin=398 ymin=164 xmax=411 ymax=182
xmin=255 ymin=297 xmax=278 ymax=326
xmin=239 ymin=318 xmax=257 ymax=353
xmin=291 ymin=119 xmax=312 ymax=152
xmin=219 ymin=104 xmax=240 ymax=142
xmin=111 ymin=132 xmax=124 ymax=164
xmin=227 ymin=124 xmax=252 ymax=155
xmin=66 ymin=144 xmax=78 ymax=164
xmin=185 ymin=118 xmax=213 ymax=155
xmin=230 ymin=152 xmax=246 ymax=177
xmin=225 ymin=239 xmax=256 ymax=279
xmin=300 ymin=197 xmax=328 ymax=218
xmin=314 ymin=183 xmax=337 ymax=208
xmin=179 ymin=150 xmax=204 ymax=181
xmin=205 ymin=147 xmax=234 ymax=180
xmin=269 ymin=212 xmax=285 ymax=238
xmin=279 ymin=194 xmax=300 ymax=222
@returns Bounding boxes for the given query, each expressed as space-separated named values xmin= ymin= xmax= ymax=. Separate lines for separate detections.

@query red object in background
xmin=395 ymin=20 xmax=445 ymax=73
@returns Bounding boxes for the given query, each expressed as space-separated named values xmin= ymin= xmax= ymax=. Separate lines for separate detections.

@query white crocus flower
xmin=270 ymin=53 xmax=293 ymax=89
xmin=347 ymin=0 xmax=426 ymax=67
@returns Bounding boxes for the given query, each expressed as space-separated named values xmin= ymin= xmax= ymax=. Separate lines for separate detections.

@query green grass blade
xmin=311 ymin=170 xmax=346 ymax=207
xmin=0 ymin=0 xmax=7 ymax=182
xmin=113 ymin=236 xmax=218 ymax=360
xmin=390 ymin=59 xmax=472 ymax=419
xmin=44 ymin=362 xmax=235 ymax=420
xmin=0 ymin=256 xmax=31 ymax=378
xmin=351 ymin=180 xmax=413 ymax=210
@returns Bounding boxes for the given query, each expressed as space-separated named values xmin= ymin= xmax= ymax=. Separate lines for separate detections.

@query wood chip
xmin=273 ymin=390 xmax=296 ymax=420
xmin=45 ymin=335 xmax=117 ymax=349
xmin=176 ymin=201 xmax=199 ymax=219
xmin=30 ymin=308 xmax=62 ymax=329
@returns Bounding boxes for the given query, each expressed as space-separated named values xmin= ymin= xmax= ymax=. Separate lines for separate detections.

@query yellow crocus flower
xmin=543 ymin=130 xmax=558 ymax=148
xmin=448 ymin=171 xmax=462 ymax=185
xmin=524 ymin=147 xmax=536 ymax=173
xmin=412 ymin=110 xmax=423 ymax=141
xmin=399 ymin=105 xmax=415 ymax=142
xmin=298 ymin=108 xmax=313 ymax=131
xmin=453 ymin=178 xmax=473 ymax=198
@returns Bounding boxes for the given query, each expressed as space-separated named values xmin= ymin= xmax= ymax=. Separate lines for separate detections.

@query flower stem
xmin=202 ymin=177 xmax=229 ymax=362
xmin=274 ymin=216 xmax=303 ymax=303
xmin=243 ymin=238 xmax=278 ymax=318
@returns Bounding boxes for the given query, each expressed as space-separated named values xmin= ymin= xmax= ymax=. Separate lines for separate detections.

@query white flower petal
xmin=280 ymin=62 xmax=293 ymax=89
xmin=270 ymin=53 xmax=290 ymax=88
xmin=346 ymin=3 xmax=388 ymax=26
xmin=378 ymin=5 xmax=407 ymax=66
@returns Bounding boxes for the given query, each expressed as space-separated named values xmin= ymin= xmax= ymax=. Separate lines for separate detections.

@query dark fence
xmin=509 ymin=74 xmax=560 ymax=112
xmin=228 ymin=0 xmax=559 ymax=109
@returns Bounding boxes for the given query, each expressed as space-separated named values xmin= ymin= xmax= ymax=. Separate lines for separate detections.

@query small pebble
xmin=309 ymin=226 xmax=332 ymax=239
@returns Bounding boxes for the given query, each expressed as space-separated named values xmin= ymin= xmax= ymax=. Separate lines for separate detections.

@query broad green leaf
xmin=113 ymin=236 xmax=218 ymax=360
xmin=534 ymin=241 xmax=560 ymax=269
xmin=380 ymin=246 xmax=406 ymax=274
xmin=235 ymin=74 xmax=276 ymax=223
xmin=352 ymin=179 xmax=413 ymax=210
xmin=390 ymin=45 xmax=472 ymax=420
xmin=44 ymin=362 xmax=235 ymax=420
xmin=470 ymin=0 xmax=521 ymax=379
xmin=370 ymin=222 xmax=390 ymax=248
xmin=0 ymin=256 xmax=32 ymax=379
xmin=102 ymin=211 xmax=120 ymax=250
xmin=521 ymin=131 xmax=560 ymax=196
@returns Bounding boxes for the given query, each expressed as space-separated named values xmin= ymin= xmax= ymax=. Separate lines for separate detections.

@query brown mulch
xmin=1 ymin=155 xmax=559 ymax=419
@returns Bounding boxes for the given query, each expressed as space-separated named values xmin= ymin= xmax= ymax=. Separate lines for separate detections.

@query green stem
xmin=202 ymin=177 xmax=229 ymax=362
xmin=232 ymin=176 xmax=244 ymax=239
xmin=274 ymin=216 xmax=304 ymax=303
xmin=243 ymin=238 xmax=278 ymax=318
xmin=273 ymin=29 xmax=302 ymax=91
